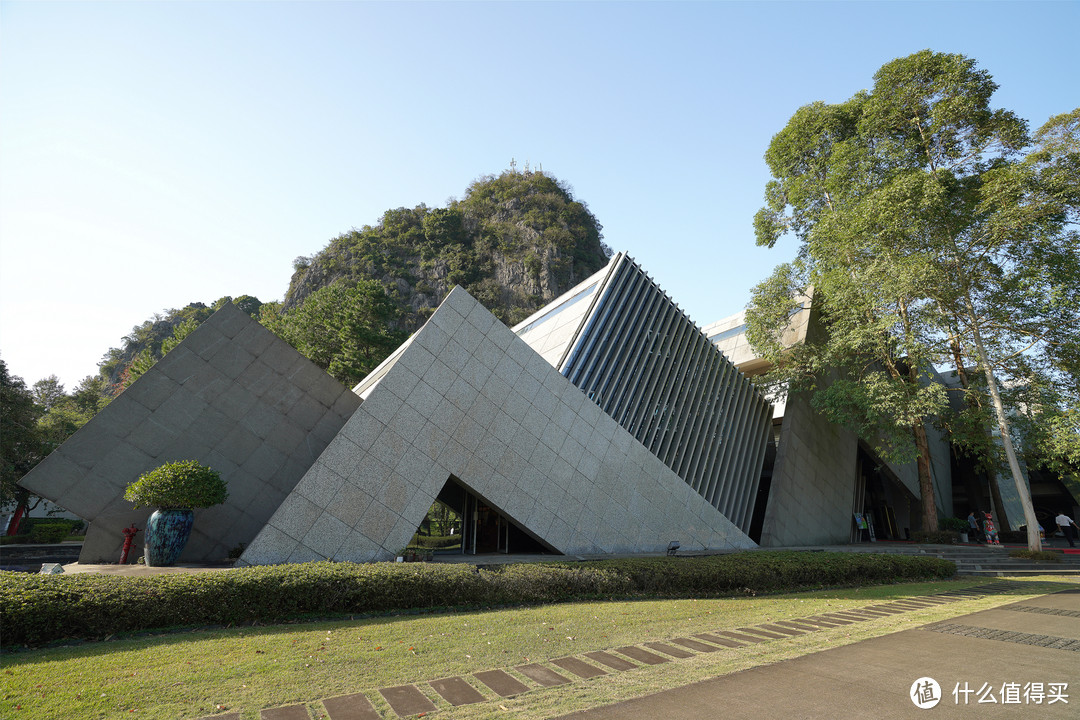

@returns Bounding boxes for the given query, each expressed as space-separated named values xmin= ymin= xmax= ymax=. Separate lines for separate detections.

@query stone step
xmin=959 ymin=569 xmax=1080 ymax=577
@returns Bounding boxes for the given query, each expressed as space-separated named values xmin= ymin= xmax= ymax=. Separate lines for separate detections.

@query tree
xmin=749 ymin=50 xmax=1079 ymax=550
xmin=123 ymin=318 xmax=199 ymax=388
xmin=748 ymin=87 xmax=952 ymax=537
xmin=37 ymin=375 xmax=112 ymax=453
xmin=265 ymin=280 xmax=408 ymax=386
xmin=971 ymin=109 xmax=1080 ymax=481
xmin=31 ymin=375 xmax=65 ymax=412
xmin=1 ymin=359 xmax=45 ymax=534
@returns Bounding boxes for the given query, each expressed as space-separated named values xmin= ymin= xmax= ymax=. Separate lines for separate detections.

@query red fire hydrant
xmin=120 ymin=524 xmax=140 ymax=564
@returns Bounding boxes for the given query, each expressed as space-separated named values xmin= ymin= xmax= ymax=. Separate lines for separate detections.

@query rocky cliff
xmin=282 ymin=169 xmax=610 ymax=330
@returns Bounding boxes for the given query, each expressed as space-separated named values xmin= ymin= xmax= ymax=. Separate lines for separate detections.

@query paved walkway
xmin=553 ymin=587 xmax=1080 ymax=720
xmin=193 ymin=581 xmax=1080 ymax=719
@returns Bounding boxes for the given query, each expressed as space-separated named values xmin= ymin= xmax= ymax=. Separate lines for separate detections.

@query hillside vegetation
xmin=281 ymin=168 xmax=609 ymax=329
xmin=99 ymin=168 xmax=609 ymax=389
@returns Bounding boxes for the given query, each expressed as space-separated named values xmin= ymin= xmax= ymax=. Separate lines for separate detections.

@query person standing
xmin=1055 ymin=511 xmax=1077 ymax=548
xmin=967 ymin=510 xmax=983 ymax=543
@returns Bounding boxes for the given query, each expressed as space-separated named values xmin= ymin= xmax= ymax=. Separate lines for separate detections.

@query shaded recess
xmin=433 ymin=476 xmax=557 ymax=555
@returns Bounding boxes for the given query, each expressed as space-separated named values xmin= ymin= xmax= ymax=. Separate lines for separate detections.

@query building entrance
xmin=432 ymin=476 xmax=557 ymax=555
xmin=852 ymin=443 xmax=916 ymax=542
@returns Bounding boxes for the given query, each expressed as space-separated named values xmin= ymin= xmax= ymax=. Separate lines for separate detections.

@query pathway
xmin=194 ymin=581 xmax=1080 ymax=719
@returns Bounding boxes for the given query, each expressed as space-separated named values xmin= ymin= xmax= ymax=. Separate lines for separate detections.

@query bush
xmin=30 ymin=523 xmax=71 ymax=544
xmin=1008 ymin=549 xmax=1062 ymax=563
xmin=1 ymin=518 xmax=84 ymax=544
xmin=912 ymin=530 xmax=960 ymax=544
xmin=15 ymin=518 xmax=84 ymax=536
xmin=411 ymin=535 xmax=462 ymax=550
xmin=124 ymin=460 xmax=227 ymax=510
xmin=0 ymin=550 xmax=955 ymax=647
xmin=939 ymin=517 xmax=969 ymax=533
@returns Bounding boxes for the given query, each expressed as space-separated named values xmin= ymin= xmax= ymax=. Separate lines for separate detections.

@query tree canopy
xmin=260 ymin=280 xmax=408 ymax=387
xmin=748 ymin=50 xmax=1079 ymax=550
xmin=1 ymin=360 xmax=110 ymax=532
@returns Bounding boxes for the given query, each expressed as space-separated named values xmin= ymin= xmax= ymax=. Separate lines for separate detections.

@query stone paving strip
xmin=1005 ymin=605 xmax=1080 ymax=617
xmin=925 ymin=622 xmax=1080 ymax=651
xmin=550 ymin=656 xmax=609 ymax=679
xmin=195 ymin=582 xmax=1031 ymax=720
xmin=260 ymin=705 xmax=311 ymax=720
xmin=692 ymin=632 xmax=747 ymax=647
xmin=427 ymin=676 xmax=486 ymax=706
xmin=322 ymin=693 xmax=381 ymax=720
xmin=472 ymin=669 xmax=530 ymax=697
xmin=377 ymin=685 xmax=437 ymax=717
xmin=613 ymin=645 xmax=670 ymax=665
xmin=644 ymin=641 xmax=696 ymax=658
xmin=670 ymin=637 xmax=723 ymax=653
xmin=515 ymin=663 xmax=573 ymax=687
xmin=582 ymin=650 xmax=638 ymax=671
xmin=735 ymin=626 xmax=789 ymax=639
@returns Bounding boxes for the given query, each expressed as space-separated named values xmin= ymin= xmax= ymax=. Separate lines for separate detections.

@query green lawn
xmin=0 ymin=577 xmax=1069 ymax=719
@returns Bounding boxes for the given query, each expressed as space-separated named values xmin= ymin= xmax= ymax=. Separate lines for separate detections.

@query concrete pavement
xmin=551 ymin=588 xmax=1080 ymax=720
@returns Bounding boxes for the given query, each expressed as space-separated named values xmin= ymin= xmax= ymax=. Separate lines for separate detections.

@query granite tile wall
xmin=240 ymin=287 xmax=755 ymax=565
xmin=18 ymin=304 xmax=361 ymax=563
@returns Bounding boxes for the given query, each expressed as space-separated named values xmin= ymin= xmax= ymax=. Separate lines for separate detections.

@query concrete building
xmin=702 ymin=300 xmax=953 ymax=545
xmin=513 ymin=254 xmax=773 ymax=537
xmin=18 ymin=253 xmax=957 ymax=564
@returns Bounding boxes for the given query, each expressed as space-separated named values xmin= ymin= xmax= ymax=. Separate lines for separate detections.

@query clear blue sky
xmin=1 ymin=1 xmax=1077 ymax=389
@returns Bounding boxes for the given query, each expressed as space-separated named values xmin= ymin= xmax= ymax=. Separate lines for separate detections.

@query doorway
xmin=428 ymin=476 xmax=558 ymax=555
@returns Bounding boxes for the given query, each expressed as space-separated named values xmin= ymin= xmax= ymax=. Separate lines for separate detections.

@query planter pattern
xmin=145 ymin=508 xmax=194 ymax=566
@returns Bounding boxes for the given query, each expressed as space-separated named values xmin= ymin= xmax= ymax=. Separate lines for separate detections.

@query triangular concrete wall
xmin=18 ymin=304 xmax=361 ymax=563
xmin=240 ymin=287 xmax=755 ymax=565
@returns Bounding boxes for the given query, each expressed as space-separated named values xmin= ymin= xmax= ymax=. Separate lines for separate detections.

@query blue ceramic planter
xmin=145 ymin=508 xmax=194 ymax=566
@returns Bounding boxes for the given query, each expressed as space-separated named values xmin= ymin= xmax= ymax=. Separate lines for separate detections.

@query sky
xmin=1 ymin=1 xmax=1077 ymax=390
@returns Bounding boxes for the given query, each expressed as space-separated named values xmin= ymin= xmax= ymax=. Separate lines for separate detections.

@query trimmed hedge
xmin=1 ymin=518 xmax=84 ymax=545
xmin=29 ymin=523 xmax=71 ymax=544
xmin=0 ymin=551 xmax=955 ymax=648
xmin=912 ymin=530 xmax=960 ymax=544
xmin=412 ymin=534 xmax=463 ymax=550
xmin=1008 ymin=549 xmax=1062 ymax=563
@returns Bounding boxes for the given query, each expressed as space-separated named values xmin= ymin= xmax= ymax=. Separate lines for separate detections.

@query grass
xmin=1 ymin=576 xmax=1072 ymax=719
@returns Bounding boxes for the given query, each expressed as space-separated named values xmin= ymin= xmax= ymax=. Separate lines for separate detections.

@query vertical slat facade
xmin=555 ymin=255 xmax=773 ymax=536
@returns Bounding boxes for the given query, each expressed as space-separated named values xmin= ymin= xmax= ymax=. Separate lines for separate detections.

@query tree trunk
xmin=946 ymin=321 xmax=1010 ymax=530
xmin=963 ymin=296 xmax=1041 ymax=551
xmin=5 ymin=502 xmax=26 ymax=536
xmin=988 ymin=469 xmax=1011 ymax=535
xmin=913 ymin=422 xmax=939 ymax=533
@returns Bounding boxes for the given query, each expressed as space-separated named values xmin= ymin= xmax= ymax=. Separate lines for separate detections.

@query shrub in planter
xmin=124 ymin=460 xmax=228 ymax=566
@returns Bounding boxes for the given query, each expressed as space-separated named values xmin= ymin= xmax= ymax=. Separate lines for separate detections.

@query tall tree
xmin=749 ymin=51 xmax=1079 ymax=550
xmin=1 ymin=359 xmax=44 ymax=534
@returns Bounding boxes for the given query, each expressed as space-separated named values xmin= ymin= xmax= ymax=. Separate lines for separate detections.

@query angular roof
xmin=240 ymin=286 xmax=754 ymax=564
xmin=513 ymin=254 xmax=774 ymax=535
xmin=17 ymin=303 xmax=361 ymax=563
